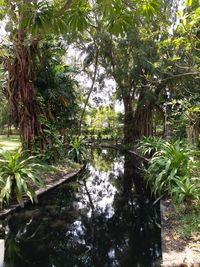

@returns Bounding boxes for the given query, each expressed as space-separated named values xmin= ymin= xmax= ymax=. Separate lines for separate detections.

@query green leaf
xmin=185 ymin=0 xmax=193 ymax=6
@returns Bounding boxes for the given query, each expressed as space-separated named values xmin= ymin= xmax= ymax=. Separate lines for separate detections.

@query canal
xmin=0 ymin=149 xmax=161 ymax=267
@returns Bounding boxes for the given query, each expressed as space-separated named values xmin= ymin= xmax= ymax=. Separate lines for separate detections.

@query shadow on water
xmin=0 ymin=149 xmax=161 ymax=267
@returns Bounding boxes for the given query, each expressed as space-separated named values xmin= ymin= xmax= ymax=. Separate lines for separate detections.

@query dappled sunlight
xmin=0 ymin=135 xmax=20 ymax=151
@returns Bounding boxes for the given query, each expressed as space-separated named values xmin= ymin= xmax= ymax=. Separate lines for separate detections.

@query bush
xmin=68 ymin=137 xmax=87 ymax=163
xmin=137 ymin=136 xmax=165 ymax=157
xmin=141 ymin=139 xmax=200 ymax=205
xmin=32 ymin=119 xmax=64 ymax=163
xmin=0 ymin=149 xmax=43 ymax=207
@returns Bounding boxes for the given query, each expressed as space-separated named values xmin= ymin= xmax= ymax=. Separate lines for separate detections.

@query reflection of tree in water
xmin=110 ymin=154 xmax=161 ymax=266
xmin=91 ymin=148 xmax=120 ymax=173
xmin=1 ymin=150 xmax=161 ymax=267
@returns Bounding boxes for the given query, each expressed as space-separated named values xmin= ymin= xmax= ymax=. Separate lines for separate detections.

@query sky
xmin=0 ymin=0 xmax=187 ymax=114
xmin=0 ymin=21 xmax=6 ymax=40
xmin=66 ymin=46 xmax=124 ymax=113
xmin=0 ymin=20 xmax=123 ymax=113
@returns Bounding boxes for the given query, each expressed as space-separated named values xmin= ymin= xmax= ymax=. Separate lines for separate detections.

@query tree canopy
xmin=0 ymin=0 xmax=199 ymax=147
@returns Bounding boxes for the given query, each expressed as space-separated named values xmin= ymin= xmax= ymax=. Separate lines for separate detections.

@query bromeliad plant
xmin=140 ymin=138 xmax=200 ymax=205
xmin=68 ymin=137 xmax=87 ymax=164
xmin=0 ymin=149 xmax=43 ymax=208
xmin=137 ymin=136 xmax=165 ymax=157
xmin=171 ymin=176 xmax=199 ymax=205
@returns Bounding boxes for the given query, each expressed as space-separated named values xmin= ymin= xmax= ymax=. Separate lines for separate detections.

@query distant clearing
xmin=0 ymin=135 xmax=20 ymax=151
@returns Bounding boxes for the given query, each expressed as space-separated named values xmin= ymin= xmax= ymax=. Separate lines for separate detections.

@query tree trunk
xmin=123 ymin=92 xmax=153 ymax=144
xmin=78 ymin=50 xmax=99 ymax=137
xmin=123 ymin=98 xmax=135 ymax=144
xmin=133 ymin=103 xmax=153 ymax=139
xmin=5 ymin=31 xmax=45 ymax=150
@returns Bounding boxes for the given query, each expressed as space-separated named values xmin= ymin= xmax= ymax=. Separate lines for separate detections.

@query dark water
xmin=0 ymin=149 xmax=161 ymax=267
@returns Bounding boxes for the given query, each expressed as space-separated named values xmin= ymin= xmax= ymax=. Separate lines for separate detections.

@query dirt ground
xmin=161 ymin=200 xmax=200 ymax=267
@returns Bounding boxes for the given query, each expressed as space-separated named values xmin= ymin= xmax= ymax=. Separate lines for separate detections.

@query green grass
xmin=0 ymin=135 xmax=20 ymax=151
xmin=176 ymin=209 xmax=200 ymax=239
xmin=0 ymin=135 xmax=80 ymax=173
xmin=190 ymin=153 xmax=200 ymax=178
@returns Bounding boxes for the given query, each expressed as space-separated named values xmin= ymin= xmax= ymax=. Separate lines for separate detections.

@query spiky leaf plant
xmin=0 ymin=149 xmax=43 ymax=207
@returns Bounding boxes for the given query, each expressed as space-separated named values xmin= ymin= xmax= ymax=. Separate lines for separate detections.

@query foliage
xmin=86 ymin=106 xmax=120 ymax=129
xmin=119 ymin=143 xmax=135 ymax=153
xmin=85 ymin=106 xmax=122 ymax=142
xmin=0 ymin=149 xmax=43 ymax=207
xmin=171 ymin=176 xmax=199 ymax=205
xmin=33 ymin=119 xmax=64 ymax=163
xmin=137 ymin=136 xmax=165 ymax=157
xmin=68 ymin=137 xmax=87 ymax=163
xmin=35 ymin=39 xmax=80 ymax=134
xmin=176 ymin=209 xmax=200 ymax=239
xmin=190 ymin=150 xmax=200 ymax=178
xmin=0 ymin=93 xmax=10 ymax=129
xmin=143 ymin=139 xmax=200 ymax=205
xmin=168 ymin=98 xmax=200 ymax=144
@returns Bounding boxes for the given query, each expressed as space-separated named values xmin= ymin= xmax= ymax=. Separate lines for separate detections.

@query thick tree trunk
xmin=123 ymin=93 xmax=153 ymax=144
xmin=123 ymin=97 xmax=135 ymax=144
xmin=133 ymin=103 xmax=153 ymax=138
xmin=5 ymin=31 xmax=45 ymax=150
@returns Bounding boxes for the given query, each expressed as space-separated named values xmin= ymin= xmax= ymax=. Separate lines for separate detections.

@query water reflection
xmin=0 ymin=149 xmax=161 ymax=267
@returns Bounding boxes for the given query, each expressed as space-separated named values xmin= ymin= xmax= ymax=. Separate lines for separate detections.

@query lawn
xmin=0 ymin=134 xmax=80 ymax=181
xmin=0 ymin=135 xmax=20 ymax=151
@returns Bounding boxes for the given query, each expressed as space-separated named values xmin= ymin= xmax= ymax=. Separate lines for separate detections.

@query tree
xmin=0 ymin=0 xmax=84 ymax=149
xmin=69 ymin=0 xmax=200 ymax=144
xmin=1 ymin=0 xmax=198 ymax=147
xmin=155 ymin=0 xmax=200 ymax=141
xmin=34 ymin=39 xmax=79 ymax=139
xmin=0 ymin=0 xmax=146 ymax=148
xmin=85 ymin=105 xmax=121 ymax=139
xmin=74 ymin=0 xmax=171 ymax=143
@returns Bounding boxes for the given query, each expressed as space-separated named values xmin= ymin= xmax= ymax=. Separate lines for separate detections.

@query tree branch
xmin=161 ymin=72 xmax=200 ymax=82
xmin=78 ymin=49 xmax=99 ymax=136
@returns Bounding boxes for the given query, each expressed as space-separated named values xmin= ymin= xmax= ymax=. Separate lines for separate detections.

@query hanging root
xmin=4 ymin=36 xmax=46 ymax=150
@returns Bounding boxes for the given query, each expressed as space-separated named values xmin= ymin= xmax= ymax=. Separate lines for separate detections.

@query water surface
xmin=0 ymin=149 xmax=161 ymax=267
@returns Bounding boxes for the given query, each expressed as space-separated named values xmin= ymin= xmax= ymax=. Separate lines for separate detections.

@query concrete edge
xmin=0 ymin=165 xmax=85 ymax=220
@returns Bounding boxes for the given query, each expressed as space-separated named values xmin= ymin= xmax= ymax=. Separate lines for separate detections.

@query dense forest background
xmin=0 ymin=0 xmax=199 ymax=209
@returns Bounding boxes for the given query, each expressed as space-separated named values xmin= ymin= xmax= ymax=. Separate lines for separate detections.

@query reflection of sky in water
xmin=0 ymin=149 xmax=161 ymax=267
xmin=67 ymin=156 xmax=125 ymax=259
xmin=74 ymin=159 xmax=124 ymax=219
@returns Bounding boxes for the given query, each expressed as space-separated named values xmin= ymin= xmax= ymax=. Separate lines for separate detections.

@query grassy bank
xmin=0 ymin=135 xmax=20 ymax=151
xmin=0 ymin=134 xmax=80 ymax=178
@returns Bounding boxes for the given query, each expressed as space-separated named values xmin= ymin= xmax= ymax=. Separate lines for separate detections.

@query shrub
xmin=0 ymin=149 xmax=43 ymax=207
xmin=68 ymin=137 xmax=87 ymax=163
xmin=143 ymin=140 xmax=200 ymax=205
xmin=171 ymin=176 xmax=199 ymax=204
xmin=137 ymin=136 xmax=165 ymax=157
xmin=32 ymin=119 xmax=64 ymax=163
